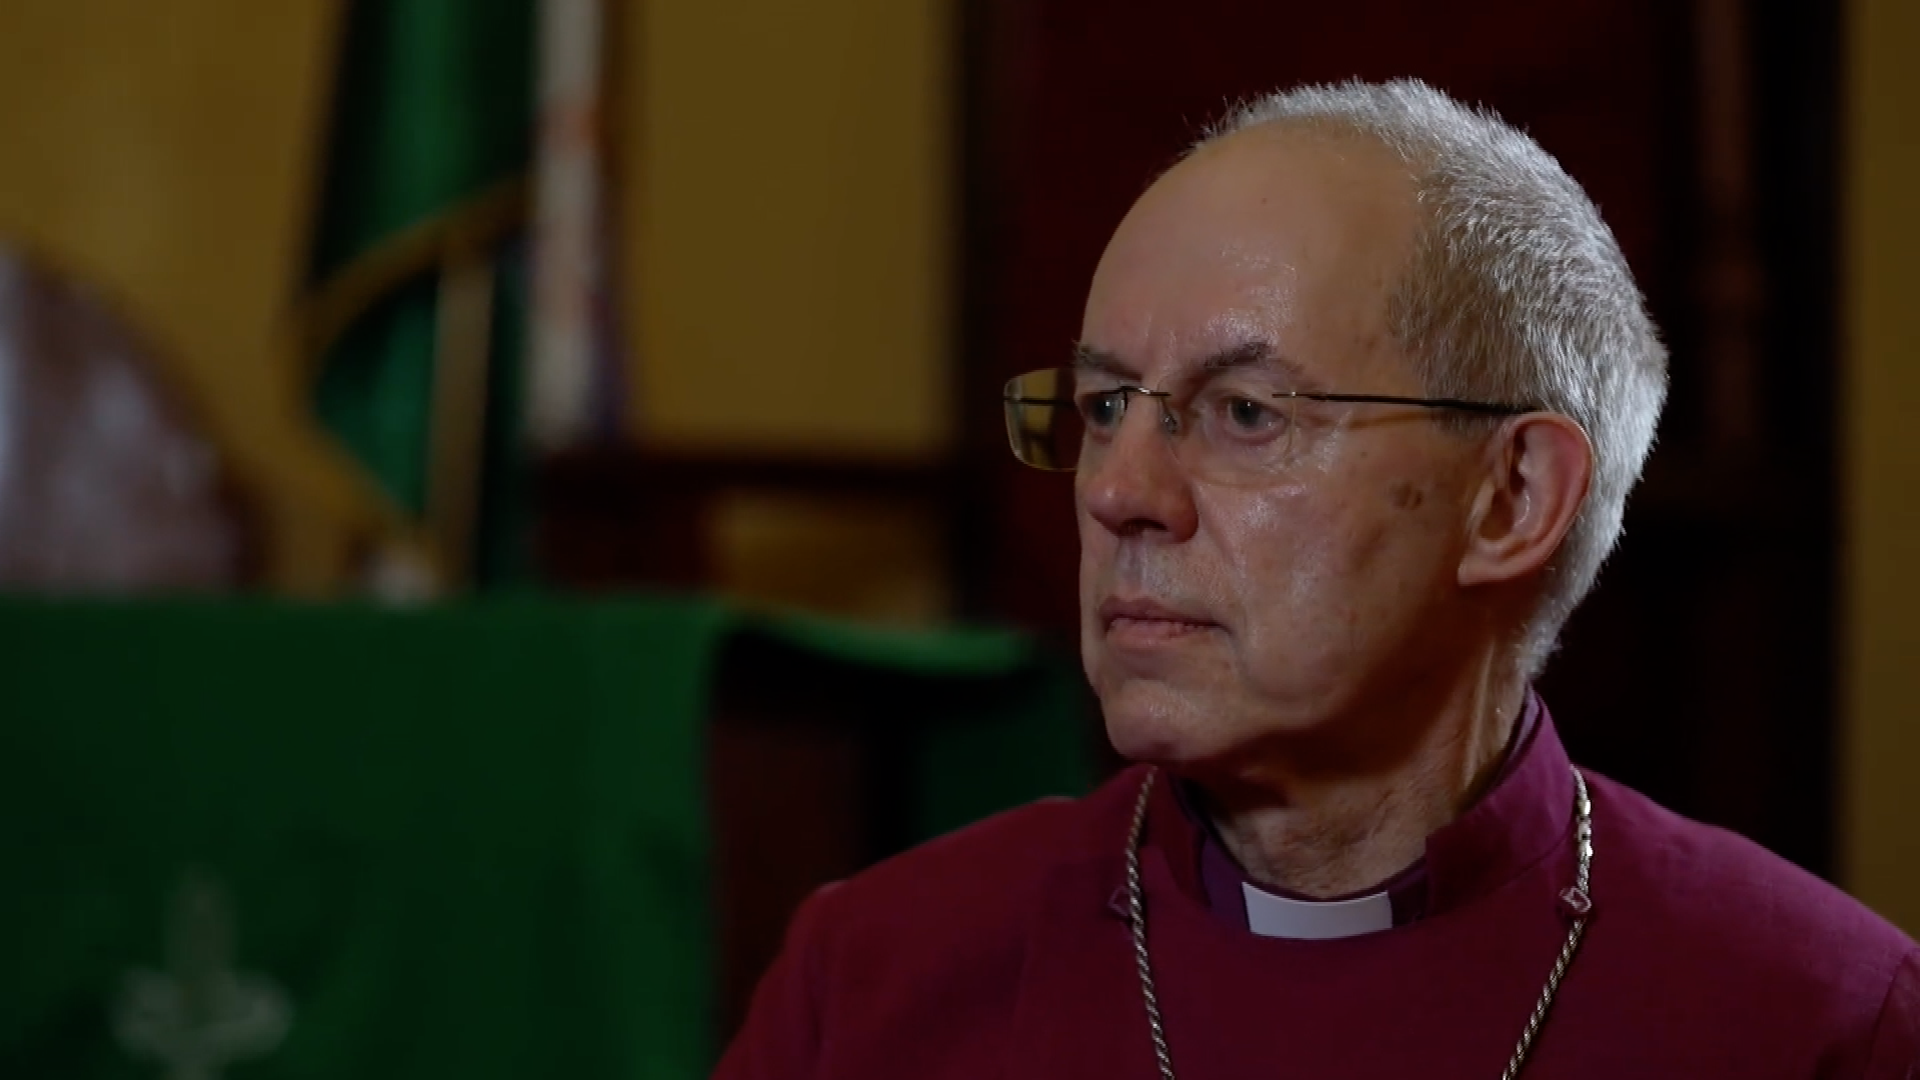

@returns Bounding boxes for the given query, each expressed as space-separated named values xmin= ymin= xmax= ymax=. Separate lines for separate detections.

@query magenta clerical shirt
xmin=717 ymin=699 xmax=1919 ymax=1078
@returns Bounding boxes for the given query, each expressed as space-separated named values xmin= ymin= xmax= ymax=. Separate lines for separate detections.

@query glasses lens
xmin=1185 ymin=384 xmax=1302 ymax=484
xmin=1003 ymin=368 xmax=1084 ymax=471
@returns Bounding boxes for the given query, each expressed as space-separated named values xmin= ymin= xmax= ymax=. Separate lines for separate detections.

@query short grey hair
xmin=1196 ymin=78 xmax=1668 ymax=674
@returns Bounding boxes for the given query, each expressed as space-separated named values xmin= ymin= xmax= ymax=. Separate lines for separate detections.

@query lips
xmin=1098 ymin=597 xmax=1219 ymax=638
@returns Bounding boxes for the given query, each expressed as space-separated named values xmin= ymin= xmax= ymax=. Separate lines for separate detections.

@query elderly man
xmin=716 ymin=80 xmax=1917 ymax=1078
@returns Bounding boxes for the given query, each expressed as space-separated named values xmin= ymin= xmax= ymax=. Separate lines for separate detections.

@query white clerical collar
xmin=1241 ymin=882 xmax=1394 ymax=940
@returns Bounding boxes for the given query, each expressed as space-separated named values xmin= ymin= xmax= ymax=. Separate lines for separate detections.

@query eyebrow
xmin=1070 ymin=343 xmax=1137 ymax=379
xmin=1070 ymin=340 xmax=1315 ymax=387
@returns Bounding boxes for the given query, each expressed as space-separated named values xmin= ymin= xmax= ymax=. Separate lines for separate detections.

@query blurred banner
xmin=530 ymin=0 xmax=626 ymax=451
xmin=306 ymin=0 xmax=535 ymax=589
xmin=305 ymin=0 xmax=627 ymax=592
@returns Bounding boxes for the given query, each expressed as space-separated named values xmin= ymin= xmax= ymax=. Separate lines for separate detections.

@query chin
xmin=1099 ymin=680 xmax=1239 ymax=766
xmin=1086 ymin=630 xmax=1254 ymax=765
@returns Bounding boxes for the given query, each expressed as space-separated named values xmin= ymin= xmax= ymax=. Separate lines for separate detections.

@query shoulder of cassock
xmin=1577 ymin=769 xmax=1919 ymax=1073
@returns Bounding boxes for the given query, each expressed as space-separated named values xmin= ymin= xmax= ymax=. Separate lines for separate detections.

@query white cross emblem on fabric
xmin=112 ymin=870 xmax=293 ymax=1080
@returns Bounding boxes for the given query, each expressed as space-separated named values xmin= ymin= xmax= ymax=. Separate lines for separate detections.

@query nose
xmin=1077 ymin=399 xmax=1200 ymax=541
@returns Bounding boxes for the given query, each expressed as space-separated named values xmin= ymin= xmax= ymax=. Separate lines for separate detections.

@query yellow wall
xmin=622 ymin=0 xmax=953 ymax=460
xmin=618 ymin=0 xmax=955 ymax=622
xmin=1844 ymin=0 xmax=1920 ymax=933
xmin=712 ymin=492 xmax=950 ymax=622
xmin=0 ymin=0 xmax=381 ymax=587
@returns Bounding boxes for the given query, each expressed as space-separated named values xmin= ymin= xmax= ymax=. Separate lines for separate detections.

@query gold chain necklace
xmin=1123 ymin=766 xmax=1594 ymax=1080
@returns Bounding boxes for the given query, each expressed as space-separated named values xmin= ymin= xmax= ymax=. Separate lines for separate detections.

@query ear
xmin=1457 ymin=413 xmax=1593 ymax=588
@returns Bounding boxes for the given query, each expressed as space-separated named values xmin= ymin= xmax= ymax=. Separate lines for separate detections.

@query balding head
xmin=1090 ymin=126 xmax=1420 ymax=403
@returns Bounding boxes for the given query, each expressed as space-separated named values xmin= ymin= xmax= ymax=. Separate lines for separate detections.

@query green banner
xmin=309 ymin=0 xmax=535 ymax=582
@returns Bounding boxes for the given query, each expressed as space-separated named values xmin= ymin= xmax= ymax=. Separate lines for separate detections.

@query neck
xmin=1197 ymin=655 xmax=1526 ymax=899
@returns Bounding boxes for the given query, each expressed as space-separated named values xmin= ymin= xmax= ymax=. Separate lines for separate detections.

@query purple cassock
xmin=717 ymin=696 xmax=1919 ymax=1079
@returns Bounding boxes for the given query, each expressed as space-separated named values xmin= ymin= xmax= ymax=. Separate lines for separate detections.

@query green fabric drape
xmin=309 ymin=0 xmax=533 ymax=581
xmin=0 ymin=596 xmax=1092 ymax=1078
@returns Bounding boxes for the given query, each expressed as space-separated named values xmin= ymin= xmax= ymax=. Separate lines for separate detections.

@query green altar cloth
xmin=0 ymin=596 xmax=1092 ymax=1080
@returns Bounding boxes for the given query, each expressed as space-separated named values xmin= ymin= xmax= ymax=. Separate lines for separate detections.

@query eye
xmin=1224 ymin=395 xmax=1280 ymax=433
xmin=1078 ymin=391 xmax=1126 ymax=431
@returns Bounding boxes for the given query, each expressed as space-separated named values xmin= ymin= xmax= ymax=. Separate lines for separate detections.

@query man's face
xmin=1079 ymin=128 xmax=1488 ymax=770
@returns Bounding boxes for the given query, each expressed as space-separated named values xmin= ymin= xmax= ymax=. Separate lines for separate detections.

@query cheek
xmin=1211 ymin=485 xmax=1400 ymax=671
xmin=1210 ymin=487 xmax=1341 ymax=610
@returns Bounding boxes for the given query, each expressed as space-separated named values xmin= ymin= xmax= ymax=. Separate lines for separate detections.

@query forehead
xmin=1082 ymin=127 xmax=1420 ymax=384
